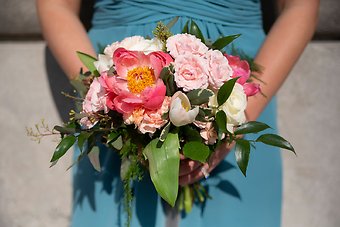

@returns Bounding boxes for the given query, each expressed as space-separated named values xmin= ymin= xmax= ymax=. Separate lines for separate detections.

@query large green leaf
xmin=215 ymin=110 xmax=227 ymax=135
xmin=217 ymin=77 xmax=238 ymax=106
xmin=186 ymin=89 xmax=214 ymax=105
xmin=50 ymin=135 xmax=76 ymax=162
xmin=211 ymin=34 xmax=241 ymax=50
xmin=235 ymin=139 xmax=250 ymax=177
xmin=77 ymin=132 xmax=92 ymax=152
xmin=183 ymin=141 xmax=210 ymax=163
xmin=234 ymin=121 xmax=271 ymax=135
xmin=189 ymin=20 xmax=205 ymax=43
xmin=182 ymin=20 xmax=189 ymax=33
xmin=143 ymin=133 xmax=180 ymax=206
xmin=76 ymin=51 xmax=98 ymax=75
xmin=256 ymin=134 xmax=295 ymax=154
xmin=88 ymin=146 xmax=101 ymax=172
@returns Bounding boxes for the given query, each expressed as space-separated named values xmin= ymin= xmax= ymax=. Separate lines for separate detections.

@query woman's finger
xmin=179 ymin=159 xmax=202 ymax=176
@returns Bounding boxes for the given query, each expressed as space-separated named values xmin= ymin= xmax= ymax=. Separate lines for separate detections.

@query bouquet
xmin=29 ymin=19 xmax=294 ymax=226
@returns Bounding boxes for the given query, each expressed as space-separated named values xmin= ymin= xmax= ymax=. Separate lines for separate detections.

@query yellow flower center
xmin=127 ymin=66 xmax=155 ymax=94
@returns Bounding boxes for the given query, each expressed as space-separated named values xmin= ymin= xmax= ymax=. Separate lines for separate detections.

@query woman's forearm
xmin=246 ymin=0 xmax=319 ymax=121
xmin=36 ymin=0 xmax=96 ymax=79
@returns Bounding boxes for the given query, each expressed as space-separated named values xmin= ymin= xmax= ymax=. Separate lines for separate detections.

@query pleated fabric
xmin=71 ymin=1 xmax=282 ymax=227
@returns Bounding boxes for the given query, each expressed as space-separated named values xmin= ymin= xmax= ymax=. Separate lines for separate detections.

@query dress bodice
xmin=92 ymin=0 xmax=263 ymax=29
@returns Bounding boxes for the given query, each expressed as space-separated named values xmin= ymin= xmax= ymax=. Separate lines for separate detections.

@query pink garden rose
xmin=225 ymin=54 xmax=260 ymax=97
xmin=173 ymin=53 xmax=209 ymax=91
xmin=82 ymin=78 xmax=107 ymax=114
xmin=166 ymin=34 xmax=208 ymax=58
xmin=123 ymin=97 xmax=171 ymax=134
xmin=205 ymin=50 xmax=233 ymax=90
xmin=100 ymin=48 xmax=172 ymax=114
xmin=80 ymin=78 xmax=107 ymax=129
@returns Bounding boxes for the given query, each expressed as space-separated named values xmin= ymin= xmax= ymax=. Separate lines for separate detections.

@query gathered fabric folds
xmin=92 ymin=0 xmax=263 ymax=29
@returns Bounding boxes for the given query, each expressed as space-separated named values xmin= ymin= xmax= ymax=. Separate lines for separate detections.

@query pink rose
xmin=243 ymin=82 xmax=261 ymax=96
xmin=225 ymin=54 xmax=251 ymax=85
xmin=205 ymin=50 xmax=233 ymax=90
xmin=123 ymin=97 xmax=170 ymax=134
xmin=173 ymin=53 xmax=209 ymax=91
xmin=166 ymin=34 xmax=208 ymax=58
xmin=82 ymin=78 xmax=107 ymax=114
xmin=99 ymin=48 xmax=172 ymax=114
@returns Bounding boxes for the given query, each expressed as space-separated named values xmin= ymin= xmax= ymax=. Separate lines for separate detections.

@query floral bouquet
xmin=29 ymin=19 xmax=294 ymax=225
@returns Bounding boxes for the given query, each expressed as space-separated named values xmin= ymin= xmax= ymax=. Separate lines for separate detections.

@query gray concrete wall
xmin=0 ymin=0 xmax=340 ymax=227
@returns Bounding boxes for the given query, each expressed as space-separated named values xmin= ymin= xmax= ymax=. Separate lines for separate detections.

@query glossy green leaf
xmin=88 ymin=146 xmax=101 ymax=172
xmin=217 ymin=77 xmax=238 ymax=106
xmin=211 ymin=34 xmax=241 ymax=50
xmin=50 ymin=135 xmax=76 ymax=162
xmin=182 ymin=126 xmax=202 ymax=142
xmin=111 ymin=136 xmax=123 ymax=150
xmin=184 ymin=185 xmax=193 ymax=213
xmin=166 ymin=16 xmax=179 ymax=29
xmin=186 ymin=89 xmax=214 ymax=105
xmin=234 ymin=121 xmax=271 ymax=135
xmin=215 ymin=110 xmax=227 ymax=134
xmin=256 ymin=134 xmax=295 ymax=154
xmin=235 ymin=139 xmax=250 ymax=177
xmin=53 ymin=125 xmax=76 ymax=134
xmin=143 ymin=133 xmax=180 ymax=207
xmin=107 ymin=131 xmax=120 ymax=144
xmin=182 ymin=20 xmax=189 ymax=33
xmin=77 ymin=132 xmax=92 ymax=152
xmin=189 ymin=20 xmax=205 ymax=43
xmin=160 ymin=122 xmax=171 ymax=142
xmin=70 ymin=79 xmax=87 ymax=98
xmin=76 ymin=51 xmax=98 ymax=75
xmin=183 ymin=141 xmax=210 ymax=163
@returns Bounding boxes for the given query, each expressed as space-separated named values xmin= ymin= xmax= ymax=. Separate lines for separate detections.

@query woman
xmin=36 ymin=0 xmax=319 ymax=226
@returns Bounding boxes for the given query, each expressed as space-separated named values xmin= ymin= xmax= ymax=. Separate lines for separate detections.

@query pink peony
xmin=173 ymin=53 xmax=209 ymax=91
xmin=205 ymin=50 xmax=233 ymax=90
xmin=225 ymin=54 xmax=251 ymax=85
xmin=100 ymin=48 xmax=172 ymax=114
xmin=166 ymin=34 xmax=208 ymax=58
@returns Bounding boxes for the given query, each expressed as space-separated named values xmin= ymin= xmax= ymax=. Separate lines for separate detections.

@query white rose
xmin=209 ymin=83 xmax=247 ymax=132
xmin=104 ymin=36 xmax=163 ymax=56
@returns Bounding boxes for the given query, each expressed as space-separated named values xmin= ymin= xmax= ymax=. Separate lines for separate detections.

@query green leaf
xmin=120 ymin=157 xmax=131 ymax=180
xmin=112 ymin=136 xmax=123 ymax=150
xmin=76 ymin=51 xmax=98 ymax=75
xmin=53 ymin=125 xmax=76 ymax=134
xmin=183 ymin=141 xmax=210 ymax=163
xmin=256 ymin=134 xmax=295 ymax=154
xmin=50 ymin=135 xmax=76 ymax=162
xmin=189 ymin=20 xmax=205 ymax=43
xmin=182 ymin=20 xmax=189 ymax=33
xmin=234 ymin=121 xmax=271 ymax=135
xmin=211 ymin=34 xmax=241 ymax=50
xmin=235 ymin=139 xmax=250 ymax=176
xmin=166 ymin=16 xmax=179 ymax=29
xmin=215 ymin=110 xmax=227 ymax=134
xmin=77 ymin=132 xmax=92 ymax=152
xmin=143 ymin=133 xmax=180 ymax=207
xmin=107 ymin=131 xmax=120 ymax=144
xmin=160 ymin=67 xmax=176 ymax=96
xmin=186 ymin=89 xmax=214 ymax=105
xmin=88 ymin=146 xmax=101 ymax=172
xmin=184 ymin=185 xmax=193 ymax=213
xmin=182 ymin=126 xmax=202 ymax=142
xmin=70 ymin=79 xmax=87 ymax=98
xmin=217 ymin=77 xmax=238 ymax=106
xmin=160 ymin=122 xmax=171 ymax=142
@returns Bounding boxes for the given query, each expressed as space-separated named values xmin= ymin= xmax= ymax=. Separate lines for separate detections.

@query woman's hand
xmin=179 ymin=142 xmax=233 ymax=186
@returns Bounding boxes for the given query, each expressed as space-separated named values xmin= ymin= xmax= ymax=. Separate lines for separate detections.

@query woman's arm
xmin=179 ymin=0 xmax=320 ymax=185
xmin=36 ymin=0 xmax=96 ymax=79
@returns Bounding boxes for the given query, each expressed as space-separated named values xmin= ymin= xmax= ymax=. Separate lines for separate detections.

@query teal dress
xmin=72 ymin=1 xmax=282 ymax=226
